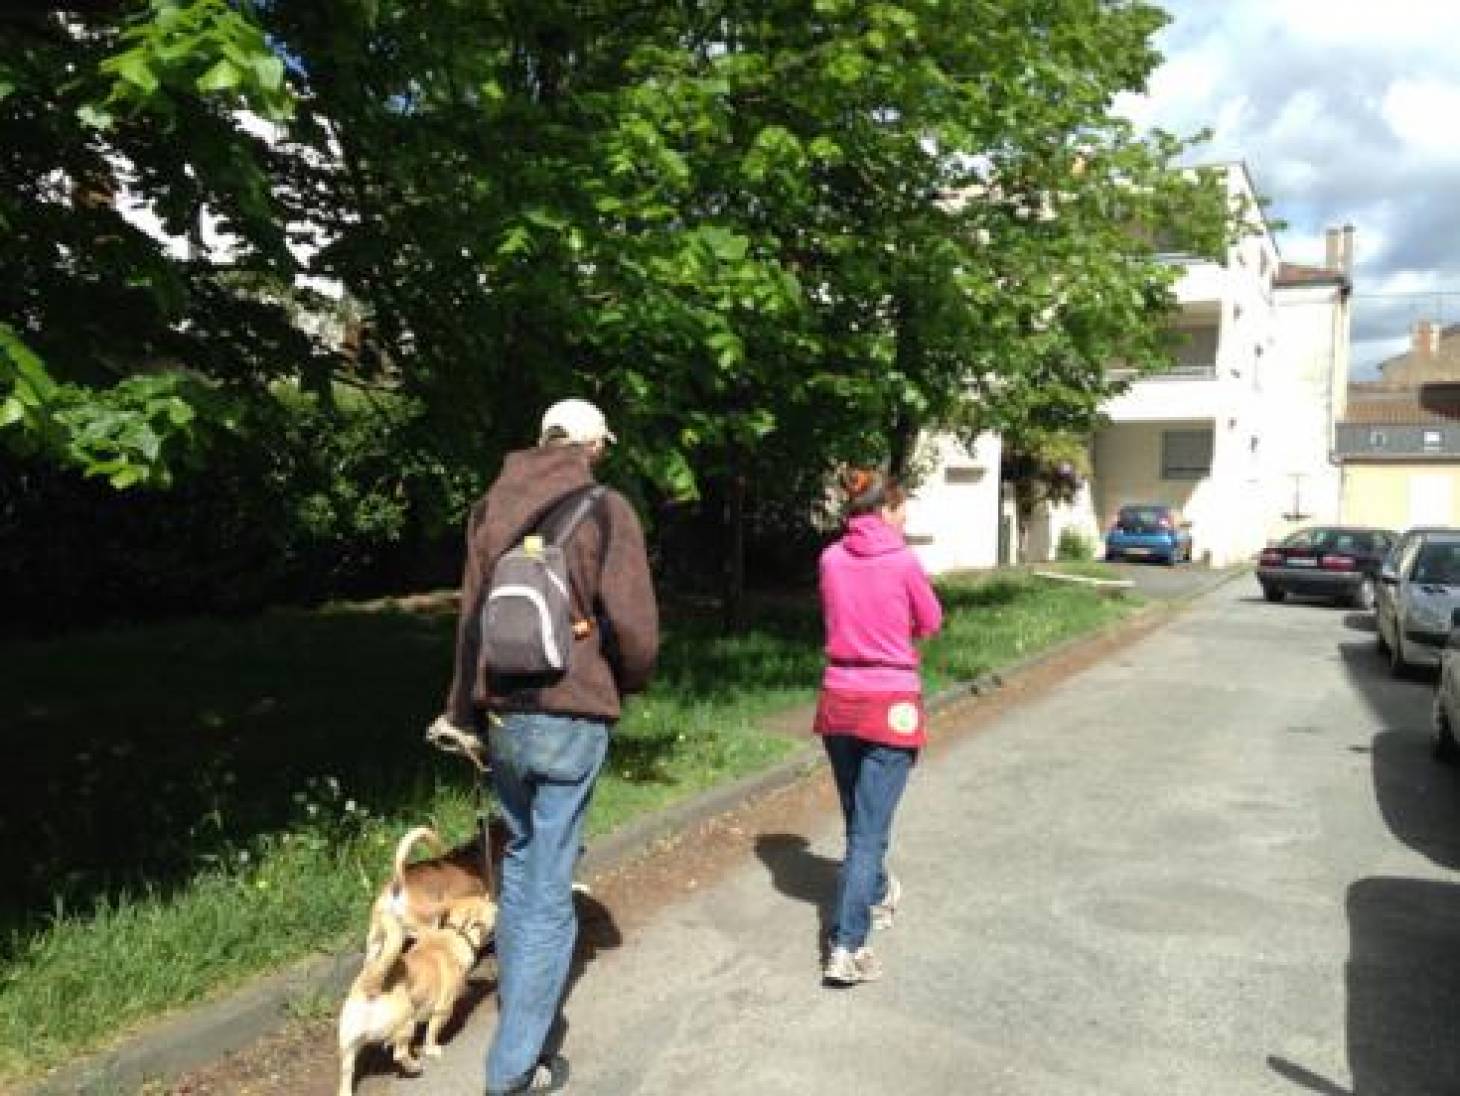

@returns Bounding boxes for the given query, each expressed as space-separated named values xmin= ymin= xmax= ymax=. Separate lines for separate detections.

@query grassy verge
xmin=0 ymin=573 xmax=1139 ymax=1081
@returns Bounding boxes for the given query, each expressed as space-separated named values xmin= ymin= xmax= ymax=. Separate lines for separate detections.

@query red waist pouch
xmin=814 ymin=689 xmax=927 ymax=748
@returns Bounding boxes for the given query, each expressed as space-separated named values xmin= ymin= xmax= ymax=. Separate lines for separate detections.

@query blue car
xmin=1105 ymin=504 xmax=1193 ymax=565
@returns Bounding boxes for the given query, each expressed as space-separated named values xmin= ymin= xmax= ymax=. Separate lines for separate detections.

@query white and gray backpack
xmin=479 ymin=486 xmax=606 ymax=679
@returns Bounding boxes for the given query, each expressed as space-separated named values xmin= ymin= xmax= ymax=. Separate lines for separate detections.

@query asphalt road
xmin=1099 ymin=559 xmax=1241 ymax=602
xmin=384 ymin=578 xmax=1460 ymax=1096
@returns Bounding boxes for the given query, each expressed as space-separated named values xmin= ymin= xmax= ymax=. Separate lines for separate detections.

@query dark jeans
xmin=823 ymin=734 xmax=916 ymax=950
xmin=485 ymin=712 xmax=609 ymax=1092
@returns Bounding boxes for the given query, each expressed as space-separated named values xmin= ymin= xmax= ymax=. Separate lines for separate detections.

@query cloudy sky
xmin=1118 ymin=0 xmax=1460 ymax=376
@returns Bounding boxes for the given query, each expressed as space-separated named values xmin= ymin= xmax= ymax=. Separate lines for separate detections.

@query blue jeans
xmin=485 ymin=713 xmax=609 ymax=1092
xmin=823 ymin=735 xmax=915 ymax=951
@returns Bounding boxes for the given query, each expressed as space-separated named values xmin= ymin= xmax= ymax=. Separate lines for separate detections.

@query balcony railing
xmin=1109 ymin=363 xmax=1218 ymax=383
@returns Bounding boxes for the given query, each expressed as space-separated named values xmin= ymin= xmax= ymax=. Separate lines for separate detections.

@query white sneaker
xmin=870 ymin=874 xmax=901 ymax=931
xmin=823 ymin=945 xmax=884 ymax=985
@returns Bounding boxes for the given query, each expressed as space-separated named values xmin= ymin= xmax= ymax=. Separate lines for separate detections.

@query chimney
xmin=1324 ymin=227 xmax=1342 ymax=271
xmin=1340 ymin=223 xmax=1355 ymax=274
xmin=1415 ymin=320 xmax=1438 ymax=358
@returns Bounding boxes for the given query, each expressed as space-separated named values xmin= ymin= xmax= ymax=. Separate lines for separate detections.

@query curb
xmin=28 ymin=953 xmax=360 ymax=1096
xmin=26 ymin=571 xmax=1237 ymax=1095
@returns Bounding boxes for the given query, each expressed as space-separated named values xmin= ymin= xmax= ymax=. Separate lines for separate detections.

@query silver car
xmin=1377 ymin=530 xmax=1460 ymax=676
xmin=1434 ymin=624 xmax=1460 ymax=762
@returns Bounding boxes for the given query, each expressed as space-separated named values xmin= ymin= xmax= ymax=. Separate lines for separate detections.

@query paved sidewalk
xmin=376 ymin=578 xmax=1460 ymax=1095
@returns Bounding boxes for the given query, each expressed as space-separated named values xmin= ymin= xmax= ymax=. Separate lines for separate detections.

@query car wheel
xmin=1350 ymin=578 xmax=1375 ymax=611
xmin=1262 ymin=584 xmax=1286 ymax=603
xmin=1433 ymin=691 xmax=1459 ymax=764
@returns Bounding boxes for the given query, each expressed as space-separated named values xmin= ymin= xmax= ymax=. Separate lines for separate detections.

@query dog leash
xmin=425 ymin=716 xmax=499 ymax=896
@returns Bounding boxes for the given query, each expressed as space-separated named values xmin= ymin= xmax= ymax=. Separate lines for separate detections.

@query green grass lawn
xmin=0 ymin=573 xmax=1139 ymax=1081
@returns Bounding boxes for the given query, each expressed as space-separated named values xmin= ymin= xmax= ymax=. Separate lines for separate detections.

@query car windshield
xmin=1413 ymin=541 xmax=1460 ymax=586
xmin=1118 ymin=507 xmax=1168 ymax=529
xmin=1286 ymin=529 xmax=1382 ymax=555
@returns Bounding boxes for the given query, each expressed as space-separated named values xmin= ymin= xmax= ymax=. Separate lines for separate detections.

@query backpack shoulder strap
xmin=539 ymin=485 xmax=607 ymax=548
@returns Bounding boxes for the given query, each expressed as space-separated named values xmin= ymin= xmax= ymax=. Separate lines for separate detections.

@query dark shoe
xmin=487 ymin=1055 xmax=570 ymax=1094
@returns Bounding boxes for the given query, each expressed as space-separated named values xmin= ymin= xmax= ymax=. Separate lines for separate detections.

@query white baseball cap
xmin=540 ymin=398 xmax=616 ymax=445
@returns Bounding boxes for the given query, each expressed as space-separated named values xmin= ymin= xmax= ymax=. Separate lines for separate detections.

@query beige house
xmin=1337 ymin=323 xmax=1460 ymax=529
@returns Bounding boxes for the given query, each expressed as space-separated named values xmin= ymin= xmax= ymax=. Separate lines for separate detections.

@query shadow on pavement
xmin=542 ymin=889 xmax=624 ymax=1063
xmin=754 ymin=833 xmax=840 ymax=953
xmin=1266 ymin=1054 xmax=1351 ymax=1095
xmin=1328 ymin=637 xmax=1460 ymax=1094
xmin=1342 ymin=612 xmax=1377 ymax=635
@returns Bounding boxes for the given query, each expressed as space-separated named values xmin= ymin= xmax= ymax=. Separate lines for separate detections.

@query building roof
xmin=1371 ymin=322 xmax=1460 ymax=388
xmin=1275 ymin=262 xmax=1346 ymax=288
xmin=1343 ymin=384 xmax=1460 ymax=425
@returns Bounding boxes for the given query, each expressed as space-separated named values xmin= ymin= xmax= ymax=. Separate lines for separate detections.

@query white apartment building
xmin=910 ymin=162 xmax=1354 ymax=571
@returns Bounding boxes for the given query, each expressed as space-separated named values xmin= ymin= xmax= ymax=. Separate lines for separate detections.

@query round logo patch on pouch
xmin=887 ymin=701 xmax=921 ymax=736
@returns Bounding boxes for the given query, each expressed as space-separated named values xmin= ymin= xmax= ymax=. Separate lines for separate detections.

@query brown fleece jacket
xmin=444 ymin=445 xmax=659 ymax=726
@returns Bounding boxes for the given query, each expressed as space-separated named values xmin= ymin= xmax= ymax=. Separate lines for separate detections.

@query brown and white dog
xmin=365 ymin=822 xmax=503 ymax=959
xmin=337 ymin=893 xmax=497 ymax=1096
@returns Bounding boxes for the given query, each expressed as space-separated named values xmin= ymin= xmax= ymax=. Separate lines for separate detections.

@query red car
xmin=1257 ymin=526 xmax=1397 ymax=609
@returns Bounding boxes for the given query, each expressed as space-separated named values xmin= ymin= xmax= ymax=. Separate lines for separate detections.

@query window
xmin=1171 ymin=325 xmax=1219 ymax=369
xmin=1424 ymin=429 xmax=1444 ymax=452
xmin=1117 ymin=505 xmax=1173 ymax=531
xmin=1413 ymin=541 xmax=1460 ymax=586
xmin=1369 ymin=430 xmax=1387 ymax=448
xmin=944 ymin=466 xmax=985 ymax=485
xmin=1161 ymin=429 xmax=1214 ymax=480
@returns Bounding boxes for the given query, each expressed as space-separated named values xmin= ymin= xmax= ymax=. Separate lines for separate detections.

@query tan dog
xmin=337 ymin=893 xmax=497 ymax=1096
xmin=366 ymin=823 xmax=502 ymax=958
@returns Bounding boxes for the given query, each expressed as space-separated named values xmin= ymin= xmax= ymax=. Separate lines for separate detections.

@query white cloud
xmin=1382 ymin=79 xmax=1460 ymax=162
xmin=1126 ymin=0 xmax=1460 ymax=373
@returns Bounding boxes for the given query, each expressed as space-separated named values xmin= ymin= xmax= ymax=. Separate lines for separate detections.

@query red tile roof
xmin=1275 ymin=262 xmax=1346 ymax=287
xmin=1343 ymin=385 xmax=1460 ymax=425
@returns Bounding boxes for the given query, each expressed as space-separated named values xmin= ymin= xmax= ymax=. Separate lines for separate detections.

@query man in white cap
xmin=436 ymin=398 xmax=658 ymax=1094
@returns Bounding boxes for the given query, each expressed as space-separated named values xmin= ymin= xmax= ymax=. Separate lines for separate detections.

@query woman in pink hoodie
xmin=815 ymin=468 xmax=942 ymax=986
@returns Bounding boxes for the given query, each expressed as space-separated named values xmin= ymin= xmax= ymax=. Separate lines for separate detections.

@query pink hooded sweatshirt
xmin=820 ymin=513 xmax=943 ymax=694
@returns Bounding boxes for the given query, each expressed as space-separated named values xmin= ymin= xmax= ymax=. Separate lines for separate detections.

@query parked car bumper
xmin=1403 ymin=628 xmax=1448 ymax=666
xmin=1256 ymin=567 xmax=1366 ymax=596
xmin=1107 ymin=536 xmax=1181 ymax=560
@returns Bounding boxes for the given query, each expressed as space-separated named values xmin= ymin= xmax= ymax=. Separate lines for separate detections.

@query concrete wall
xmin=1027 ymin=482 xmax=1100 ymax=563
xmin=1341 ymin=463 xmax=1460 ymax=530
xmin=903 ymin=432 xmax=1003 ymax=574
xmin=1259 ymin=282 xmax=1347 ymax=542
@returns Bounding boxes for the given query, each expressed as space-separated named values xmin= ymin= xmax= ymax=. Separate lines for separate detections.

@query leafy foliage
xmin=2 ymin=0 xmax=1237 ymax=608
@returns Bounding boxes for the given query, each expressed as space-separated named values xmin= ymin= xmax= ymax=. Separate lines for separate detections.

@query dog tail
xmin=391 ymin=825 xmax=447 ymax=891
xmin=358 ymin=902 xmax=406 ymax=998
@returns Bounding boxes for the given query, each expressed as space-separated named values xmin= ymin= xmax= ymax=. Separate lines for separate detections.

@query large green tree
xmin=2 ymin=1 xmax=1233 ymax=602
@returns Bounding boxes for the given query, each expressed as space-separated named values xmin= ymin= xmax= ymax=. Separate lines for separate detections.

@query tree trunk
xmin=888 ymin=287 xmax=921 ymax=479
xmin=887 ymin=410 xmax=919 ymax=480
xmin=721 ymin=457 xmax=747 ymax=634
